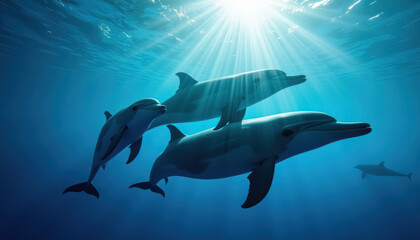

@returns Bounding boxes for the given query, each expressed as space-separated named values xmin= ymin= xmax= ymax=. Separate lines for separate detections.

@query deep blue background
xmin=1 ymin=0 xmax=420 ymax=239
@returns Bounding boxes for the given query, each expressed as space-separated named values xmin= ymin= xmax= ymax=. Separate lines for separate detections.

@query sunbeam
xmin=137 ymin=0 xmax=358 ymax=79
xmin=214 ymin=0 xmax=274 ymax=26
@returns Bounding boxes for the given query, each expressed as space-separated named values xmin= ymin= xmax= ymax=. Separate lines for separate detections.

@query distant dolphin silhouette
xmin=355 ymin=161 xmax=412 ymax=180
xmin=130 ymin=112 xmax=371 ymax=208
xmin=149 ymin=69 xmax=306 ymax=130
xmin=63 ymin=99 xmax=166 ymax=198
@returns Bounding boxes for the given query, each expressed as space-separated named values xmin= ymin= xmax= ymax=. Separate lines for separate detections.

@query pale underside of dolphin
xmin=63 ymin=99 xmax=166 ymax=198
xmin=355 ymin=161 xmax=412 ymax=180
xmin=148 ymin=69 xmax=306 ymax=130
xmin=130 ymin=112 xmax=372 ymax=208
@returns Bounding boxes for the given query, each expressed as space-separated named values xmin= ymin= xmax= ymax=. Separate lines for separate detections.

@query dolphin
xmin=355 ymin=162 xmax=412 ymax=180
xmin=148 ymin=69 xmax=306 ymax=130
xmin=130 ymin=112 xmax=371 ymax=208
xmin=63 ymin=99 xmax=167 ymax=198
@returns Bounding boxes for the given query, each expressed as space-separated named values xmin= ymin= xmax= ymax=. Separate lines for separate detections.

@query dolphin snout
xmin=285 ymin=75 xmax=306 ymax=84
xmin=145 ymin=104 xmax=167 ymax=113
xmin=157 ymin=104 xmax=167 ymax=113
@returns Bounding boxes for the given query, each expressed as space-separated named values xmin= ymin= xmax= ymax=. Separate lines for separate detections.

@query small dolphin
xmin=130 ymin=112 xmax=371 ymax=208
xmin=63 ymin=99 xmax=166 ymax=198
xmin=355 ymin=162 xmax=412 ymax=180
xmin=149 ymin=69 xmax=306 ymax=130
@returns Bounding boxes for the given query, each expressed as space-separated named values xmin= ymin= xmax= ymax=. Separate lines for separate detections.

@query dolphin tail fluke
xmin=408 ymin=173 xmax=413 ymax=181
xmin=63 ymin=182 xmax=99 ymax=199
xmin=129 ymin=182 xmax=165 ymax=197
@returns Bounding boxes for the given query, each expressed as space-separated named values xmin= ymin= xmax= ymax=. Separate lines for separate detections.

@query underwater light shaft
xmin=214 ymin=0 xmax=275 ymax=25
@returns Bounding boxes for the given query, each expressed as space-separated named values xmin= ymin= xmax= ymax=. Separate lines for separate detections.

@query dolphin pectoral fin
xmin=362 ymin=172 xmax=366 ymax=179
xmin=102 ymin=164 xmax=106 ymax=170
xmin=214 ymin=97 xmax=244 ymax=130
xmin=102 ymin=125 xmax=128 ymax=160
xmin=104 ymin=111 xmax=112 ymax=121
xmin=165 ymin=177 xmax=169 ymax=184
xmin=127 ymin=137 xmax=143 ymax=164
xmin=214 ymin=110 xmax=230 ymax=130
xmin=129 ymin=182 xmax=165 ymax=197
xmin=242 ymin=156 xmax=277 ymax=209
xmin=63 ymin=182 xmax=99 ymax=199
xmin=230 ymin=108 xmax=246 ymax=123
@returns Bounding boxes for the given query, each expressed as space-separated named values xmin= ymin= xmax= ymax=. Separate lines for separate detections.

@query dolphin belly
xmin=176 ymin=145 xmax=262 ymax=180
xmin=150 ymin=94 xmax=229 ymax=127
xmin=151 ymin=84 xmax=264 ymax=128
xmin=369 ymin=170 xmax=406 ymax=177
xmin=93 ymin=126 xmax=138 ymax=164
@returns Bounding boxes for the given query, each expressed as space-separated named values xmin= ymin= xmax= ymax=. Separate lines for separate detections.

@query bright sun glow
xmin=215 ymin=0 xmax=272 ymax=26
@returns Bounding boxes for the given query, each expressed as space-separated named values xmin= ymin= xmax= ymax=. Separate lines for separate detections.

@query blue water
xmin=1 ymin=0 xmax=420 ymax=239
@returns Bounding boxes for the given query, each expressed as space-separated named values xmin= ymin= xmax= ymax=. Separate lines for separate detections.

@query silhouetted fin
xmin=63 ymin=182 xmax=99 ymax=199
xmin=151 ymin=186 xmax=165 ymax=197
xmin=379 ymin=161 xmax=385 ymax=167
xmin=127 ymin=137 xmax=142 ymax=164
xmin=129 ymin=182 xmax=165 ymax=197
xmin=214 ymin=97 xmax=244 ymax=130
xmin=104 ymin=111 xmax=112 ymax=121
xmin=362 ymin=172 xmax=366 ymax=178
xmin=102 ymin=125 xmax=127 ymax=160
xmin=230 ymin=108 xmax=246 ymax=123
xmin=165 ymin=177 xmax=168 ymax=184
xmin=167 ymin=125 xmax=186 ymax=143
xmin=129 ymin=182 xmax=149 ymax=189
xmin=102 ymin=164 xmax=106 ymax=170
xmin=408 ymin=173 xmax=413 ymax=181
xmin=176 ymin=72 xmax=198 ymax=92
xmin=242 ymin=156 xmax=277 ymax=209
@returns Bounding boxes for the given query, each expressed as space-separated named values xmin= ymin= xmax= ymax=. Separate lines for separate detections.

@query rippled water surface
xmin=1 ymin=0 xmax=419 ymax=239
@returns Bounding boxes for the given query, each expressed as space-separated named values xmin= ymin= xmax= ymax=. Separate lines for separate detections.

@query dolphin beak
xmin=157 ymin=104 xmax=167 ymax=113
xmin=145 ymin=104 xmax=167 ymax=113
xmin=284 ymin=75 xmax=306 ymax=87
xmin=286 ymin=74 xmax=306 ymax=82
xmin=305 ymin=121 xmax=372 ymax=138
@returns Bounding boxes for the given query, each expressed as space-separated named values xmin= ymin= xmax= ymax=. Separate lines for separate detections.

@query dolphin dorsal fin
xmin=167 ymin=125 xmax=186 ymax=143
xmin=379 ymin=161 xmax=385 ymax=166
xmin=176 ymin=72 xmax=197 ymax=91
xmin=104 ymin=111 xmax=112 ymax=121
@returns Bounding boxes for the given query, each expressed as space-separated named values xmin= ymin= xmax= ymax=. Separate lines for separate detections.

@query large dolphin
xmin=130 ymin=112 xmax=371 ymax=208
xmin=63 ymin=99 xmax=166 ymax=198
xmin=149 ymin=69 xmax=306 ymax=130
xmin=355 ymin=161 xmax=412 ymax=180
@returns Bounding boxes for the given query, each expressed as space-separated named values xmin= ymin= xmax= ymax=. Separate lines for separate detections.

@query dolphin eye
xmin=132 ymin=106 xmax=138 ymax=111
xmin=282 ymin=129 xmax=294 ymax=137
